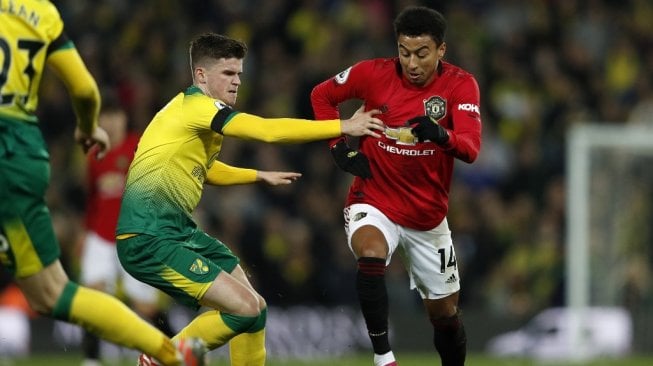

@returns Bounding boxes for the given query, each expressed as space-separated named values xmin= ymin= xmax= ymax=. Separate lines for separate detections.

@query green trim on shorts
xmin=249 ymin=307 xmax=267 ymax=333
xmin=221 ymin=308 xmax=267 ymax=333
xmin=52 ymin=281 xmax=78 ymax=320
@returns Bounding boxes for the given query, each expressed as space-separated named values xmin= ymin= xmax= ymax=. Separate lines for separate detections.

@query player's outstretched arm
xmin=340 ymin=106 xmax=384 ymax=138
xmin=206 ymin=160 xmax=302 ymax=186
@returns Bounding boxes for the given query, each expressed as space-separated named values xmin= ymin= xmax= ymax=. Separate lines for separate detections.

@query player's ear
xmin=194 ymin=67 xmax=206 ymax=83
xmin=437 ymin=42 xmax=446 ymax=59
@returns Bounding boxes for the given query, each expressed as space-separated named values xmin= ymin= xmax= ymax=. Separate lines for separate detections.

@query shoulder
xmin=2 ymin=0 xmax=64 ymax=42
xmin=356 ymin=57 xmax=398 ymax=72
xmin=338 ymin=58 xmax=398 ymax=84
xmin=32 ymin=0 xmax=65 ymax=41
xmin=440 ymin=61 xmax=477 ymax=82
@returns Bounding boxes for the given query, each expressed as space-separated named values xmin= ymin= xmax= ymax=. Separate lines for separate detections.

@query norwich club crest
xmin=189 ymin=258 xmax=209 ymax=275
xmin=424 ymin=96 xmax=446 ymax=121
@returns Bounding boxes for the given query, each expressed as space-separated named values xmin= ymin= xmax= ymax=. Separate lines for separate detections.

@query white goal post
xmin=566 ymin=123 xmax=653 ymax=359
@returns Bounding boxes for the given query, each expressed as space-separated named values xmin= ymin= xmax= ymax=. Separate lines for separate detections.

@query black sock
xmin=431 ymin=313 xmax=467 ymax=366
xmin=81 ymin=330 xmax=100 ymax=360
xmin=152 ymin=310 xmax=175 ymax=337
xmin=356 ymin=257 xmax=390 ymax=355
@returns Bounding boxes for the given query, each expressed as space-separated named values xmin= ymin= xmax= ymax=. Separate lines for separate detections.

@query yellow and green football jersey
xmin=117 ymin=86 xmax=222 ymax=236
xmin=117 ymin=86 xmax=342 ymax=237
xmin=0 ymin=0 xmax=72 ymax=124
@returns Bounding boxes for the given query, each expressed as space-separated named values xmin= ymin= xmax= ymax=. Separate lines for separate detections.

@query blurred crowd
xmin=29 ymin=0 xmax=653 ymax=321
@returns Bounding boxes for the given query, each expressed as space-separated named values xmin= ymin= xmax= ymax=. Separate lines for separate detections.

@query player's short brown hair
xmin=189 ymin=33 xmax=248 ymax=69
xmin=394 ymin=6 xmax=447 ymax=45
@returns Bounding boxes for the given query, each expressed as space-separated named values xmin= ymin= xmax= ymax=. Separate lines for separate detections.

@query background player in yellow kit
xmin=0 ymin=1 xmax=202 ymax=365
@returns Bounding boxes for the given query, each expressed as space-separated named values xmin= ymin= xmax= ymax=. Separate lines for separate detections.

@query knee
xmin=238 ymin=293 xmax=263 ymax=317
xmin=23 ymin=281 xmax=66 ymax=316
xmin=352 ymin=227 xmax=388 ymax=258
xmin=430 ymin=312 xmax=463 ymax=332
xmin=425 ymin=293 xmax=459 ymax=320
xmin=18 ymin=260 xmax=69 ymax=316
xmin=222 ymin=307 xmax=267 ymax=334
xmin=355 ymin=243 xmax=388 ymax=259
xmin=257 ymin=295 xmax=267 ymax=312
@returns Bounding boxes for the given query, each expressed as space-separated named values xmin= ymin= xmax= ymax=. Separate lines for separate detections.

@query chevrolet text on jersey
xmin=377 ymin=141 xmax=436 ymax=156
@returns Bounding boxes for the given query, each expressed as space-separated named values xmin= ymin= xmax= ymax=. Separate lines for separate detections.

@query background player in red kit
xmin=311 ymin=6 xmax=481 ymax=366
xmin=79 ymin=100 xmax=171 ymax=366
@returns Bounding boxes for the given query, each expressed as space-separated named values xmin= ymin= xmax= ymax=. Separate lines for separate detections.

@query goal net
xmin=566 ymin=123 xmax=653 ymax=357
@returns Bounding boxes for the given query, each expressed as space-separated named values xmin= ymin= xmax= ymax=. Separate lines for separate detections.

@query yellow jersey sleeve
xmin=220 ymin=112 xmax=342 ymax=143
xmin=206 ymin=160 xmax=257 ymax=186
xmin=46 ymin=49 xmax=100 ymax=133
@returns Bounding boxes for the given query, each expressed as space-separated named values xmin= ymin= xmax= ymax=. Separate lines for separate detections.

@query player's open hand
xmin=75 ymin=126 xmax=111 ymax=159
xmin=257 ymin=171 xmax=302 ymax=186
xmin=341 ymin=106 xmax=384 ymax=138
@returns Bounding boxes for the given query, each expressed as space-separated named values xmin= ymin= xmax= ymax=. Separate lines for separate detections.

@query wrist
xmin=438 ymin=127 xmax=450 ymax=145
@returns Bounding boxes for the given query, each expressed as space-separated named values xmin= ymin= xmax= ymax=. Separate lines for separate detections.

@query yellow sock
xmin=229 ymin=329 xmax=266 ymax=366
xmin=69 ymin=286 xmax=179 ymax=365
xmin=173 ymin=310 xmax=238 ymax=349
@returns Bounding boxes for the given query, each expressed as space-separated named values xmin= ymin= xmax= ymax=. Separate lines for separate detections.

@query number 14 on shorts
xmin=437 ymin=245 xmax=457 ymax=273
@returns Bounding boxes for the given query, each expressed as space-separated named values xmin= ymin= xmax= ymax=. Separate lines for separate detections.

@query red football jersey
xmin=311 ymin=58 xmax=481 ymax=230
xmin=85 ymin=133 xmax=139 ymax=241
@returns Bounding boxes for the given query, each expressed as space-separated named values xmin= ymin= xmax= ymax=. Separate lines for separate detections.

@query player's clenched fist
xmin=408 ymin=115 xmax=449 ymax=145
xmin=330 ymin=140 xmax=372 ymax=179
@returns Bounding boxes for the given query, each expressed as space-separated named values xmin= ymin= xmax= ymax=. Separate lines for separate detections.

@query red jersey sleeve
xmin=310 ymin=60 xmax=376 ymax=147
xmin=441 ymin=75 xmax=482 ymax=163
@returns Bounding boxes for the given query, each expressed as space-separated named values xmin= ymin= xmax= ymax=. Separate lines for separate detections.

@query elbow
xmin=463 ymin=148 xmax=480 ymax=164
xmin=69 ymin=68 xmax=100 ymax=102
xmin=245 ymin=128 xmax=286 ymax=143
xmin=309 ymin=88 xmax=320 ymax=111
xmin=71 ymin=81 xmax=100 ymax=107
xmin=465 ymin=154 xmax=478 ymax=164
xmin=310 ymin=85 xmax=320 ymax=100
xmin=260 ymin=134 xmax=288 ymax=143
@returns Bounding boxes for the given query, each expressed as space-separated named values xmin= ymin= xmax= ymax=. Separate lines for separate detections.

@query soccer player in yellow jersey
xmin=0 ymin=1 xmax=203 ymax=365
xmin=116 ymin=32 xmax=385 ymax=366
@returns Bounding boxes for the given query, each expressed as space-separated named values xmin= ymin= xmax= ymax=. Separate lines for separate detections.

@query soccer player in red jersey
xmin=79 ymin=100 xmax=172 ymax=366
xmin=311 ymin=6 xmax=481 ymax=366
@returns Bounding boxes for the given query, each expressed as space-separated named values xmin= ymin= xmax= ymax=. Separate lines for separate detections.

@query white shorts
xmin=80 ymin=231 xmax=158 ymax=303
xmin=344 ymin=203 xmax=460 ymax=299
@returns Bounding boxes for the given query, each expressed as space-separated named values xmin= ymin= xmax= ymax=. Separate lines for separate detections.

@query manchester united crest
xmin=424 ymin=96 xmax=446 ymax=121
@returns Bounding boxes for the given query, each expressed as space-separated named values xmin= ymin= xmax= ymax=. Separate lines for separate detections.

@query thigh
xmin=344 ymin=203 xmax=400 ymax=264
xmin=117 ymin=230 xmax=238 ymax=310
xmin=200 ymin=267 xmax=263 ymax=315
xmin=401 ymin=218 xmax=460 ymax=299
xmin=0 ymin=154 xmax=60 ymax=278
xmin=188 ymin=230 xmax=239 ymax=274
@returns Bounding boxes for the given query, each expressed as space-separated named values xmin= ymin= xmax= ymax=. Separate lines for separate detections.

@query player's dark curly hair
xmin=189 ymin=32 xmax=248 ymax=68
xmin=393 ymin=6 xmax=447 ymax=45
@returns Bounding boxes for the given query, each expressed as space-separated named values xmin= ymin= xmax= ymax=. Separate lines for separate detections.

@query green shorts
xmin=0 ymin=120 xmax=60 ymax=278
xmin=117 ymin=229 xmax=239 ymax=310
